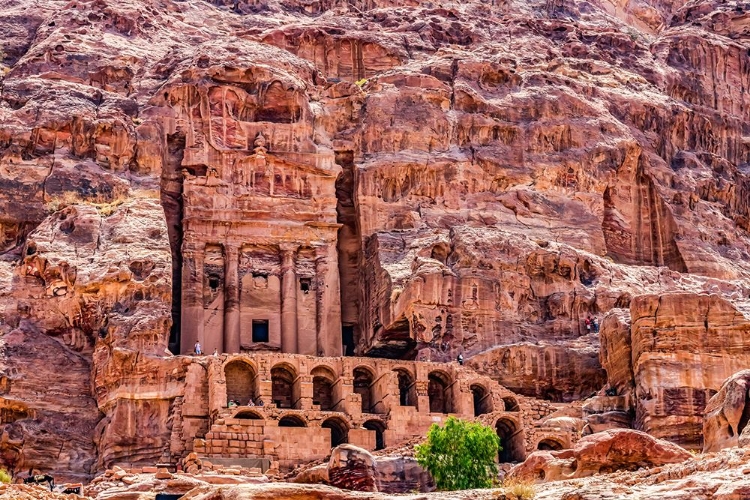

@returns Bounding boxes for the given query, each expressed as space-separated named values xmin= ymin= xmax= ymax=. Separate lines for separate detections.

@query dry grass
xmin=45 ymin=191 xmax=126 ymax=217
xmin=503 ymin=478 xmax=536 ymax=500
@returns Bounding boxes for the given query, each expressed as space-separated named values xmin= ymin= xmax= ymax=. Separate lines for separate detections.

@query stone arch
xmin=428 ymin=370 xmax=453 ymax=414
xmin=393 ymin=368 xmax=416 ymax=407
xmin=322 ymin=416 xmax=349 ymax=447
xmin=471 ymin=383 xmax=493 ymax=416
xmin=311 ymin=365 xmax=337 ymax=411
xmin=495 ymin=417 xmax=525 ymax=463
xmin=537 ymin=437 xmax=565 ymax=451
xmin=354 ymin=366 xmax=376 ymax=414
xmin=224 ymin=359 xmax=258 ymax=406
xmin=272 ymin=363 xmax=298 ymax=409
xmin=502 ymin=396 xmax=520 ymax=412
xmin=278 ymin=414 xmax=306 ymax=427
xmin=234 ymin=410 xmax=263 ymax=420
xmin=363 ymin=419 xmax=386 ymax=451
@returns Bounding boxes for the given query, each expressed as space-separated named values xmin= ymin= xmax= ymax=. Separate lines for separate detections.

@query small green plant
xmin=0 ymin=468 xmax=12 ymax=484
xmin=355 ymin=78 xmax=368 ymax=88
xmin=415 ymin=416 xmax=500 ymax=491
xmin=503 ymin=478 xmax=536 ymax=500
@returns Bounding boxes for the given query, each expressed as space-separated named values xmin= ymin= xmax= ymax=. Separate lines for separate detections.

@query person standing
xmin=194 ymin=341 xmax=202 ymax=355
xmin=593 ymin=317 xmax=600 ymax=333
xmin=457 ymin=353 xmax=464 ymax=366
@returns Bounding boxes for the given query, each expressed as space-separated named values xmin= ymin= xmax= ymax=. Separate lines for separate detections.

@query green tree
xmin=415 ymin=416 xmax=501 ymax=490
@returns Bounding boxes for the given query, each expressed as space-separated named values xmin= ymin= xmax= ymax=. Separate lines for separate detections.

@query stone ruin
xmin=174 ymin=352 xmax=576 ymax=472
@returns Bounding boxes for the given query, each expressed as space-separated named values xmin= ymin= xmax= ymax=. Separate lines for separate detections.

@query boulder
xmin=703 ymin=370 xmax=750 ymax=453
xmin=326 ymin=444 xmax=378 ymax=492
xmin=507 ymin=429 xmax=691 ymax=482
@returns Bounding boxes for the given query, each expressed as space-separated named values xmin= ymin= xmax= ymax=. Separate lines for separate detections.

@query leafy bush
xmin=415 ymin=416 xmax=500 ymax=491
xmin=0 ymin=468 xmax=11 ymax=484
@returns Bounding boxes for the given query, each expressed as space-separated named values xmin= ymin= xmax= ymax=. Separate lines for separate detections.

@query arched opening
xmin=311 ymin=366 xmax=336 ymax=411
xmin=496 ymin=418 xmax=525 ymax=463
xmin=354 ymin=367 xmax=375 ymax=413
xmin=394 ymin=369 xmax=416 ymax=407
xmin=322 ymin=417 xmax=349 ymax=447
xmin=235 ymin=410 xmax=263 ymax=420
xmin=224 ymin=360 xmax=257 ymax=406
xmin=537 ymin=438 xmax=564 ymax=451
xmin=502 ymin=396 xmax=520 ymax=412
xmin=278 ymin=415 xmax=306 ymax=427
xmin=428 ymin=371 xmax=453 ymax=414
xmin=272 ymin=364 xmax=298 ymax=409
xmin=363 ymin=420 xmax=386 ymax=451
xmin=471 ymin=384 xmax=493 ymax=416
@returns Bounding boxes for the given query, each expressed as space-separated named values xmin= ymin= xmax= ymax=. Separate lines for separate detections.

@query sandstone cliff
xmin=0 ymin=0 xmax=748 ymax=480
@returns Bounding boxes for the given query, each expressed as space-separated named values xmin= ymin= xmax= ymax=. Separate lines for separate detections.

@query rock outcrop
xmin=703 ymin=370 xmax=750 ymax=453
xmin=507 ymin=429 xmax=692 ymax=482
xmin=601 ymin=293 xmax=750 ymax=449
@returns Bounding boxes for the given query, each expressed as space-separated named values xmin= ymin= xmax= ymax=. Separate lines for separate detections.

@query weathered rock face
xmin=507 ymin=429 xmax=692 ymax=482
xmin=326 ymin=445 xmax=378 ymax=492
xmin=601 ymin=293 xmax=750 ymax=449
xmin=0 ymin=0 xmax=748 ymax=481
xmin=703 ymin=370 xmax=750 ymax=453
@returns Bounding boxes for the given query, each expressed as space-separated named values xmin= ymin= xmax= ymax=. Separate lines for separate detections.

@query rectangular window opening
xmin=300 ymin=277 xmax=312 ymax=294
xmin=252 ymin=320 xmax=269 ymax=343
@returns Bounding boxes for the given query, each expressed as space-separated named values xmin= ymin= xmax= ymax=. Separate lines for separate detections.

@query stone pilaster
xmin=181 ymin=244 xmax=205 ymax=354
xmin=223 ymin=244 xmax=240 ymax=354
xmin=280 ymin=244 xmax=298 ymax=354
xmin=316 ymin=244 xmax=343 ymax=357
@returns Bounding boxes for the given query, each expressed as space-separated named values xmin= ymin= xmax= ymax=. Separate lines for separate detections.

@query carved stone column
xmin=181 ymin=243 xmax=204 ymax=354
xmin=316 ymin=243 xmax=343 ymax=356
xmin=280 ymin=244 xmax=298 ymax=354
xmin=223 ymin=244 xmax=240 ymax=354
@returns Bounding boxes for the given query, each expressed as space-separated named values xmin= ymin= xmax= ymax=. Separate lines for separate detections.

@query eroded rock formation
xmin=0 ymin=0 xmax=748 ymax=482
xmin=507 ymin=428 xmax=692 ymax=482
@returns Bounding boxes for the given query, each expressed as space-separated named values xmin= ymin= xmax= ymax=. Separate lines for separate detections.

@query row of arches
xmin=227 ymin=360 xmax=520 ymax=416
xmin=234 ymin=410 xmax=386 ymax=450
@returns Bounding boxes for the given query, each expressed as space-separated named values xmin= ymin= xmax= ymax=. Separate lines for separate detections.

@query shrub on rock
xmin=415 ymin=416 xmax=500 ymax=490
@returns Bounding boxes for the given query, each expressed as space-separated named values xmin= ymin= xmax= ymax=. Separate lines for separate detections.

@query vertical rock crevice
xmin=160 ymin=131 xmax=186 ymax=354
xmin=335 ymin=150 xmax=362 ymax=356
xmin=603 ymin=161 xmax=687 ymax=272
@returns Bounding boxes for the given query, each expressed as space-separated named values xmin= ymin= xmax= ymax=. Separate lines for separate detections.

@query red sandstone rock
xmin=326 ymin=444 xmax=378 ymax=492
xmin=507 ymin=429 xmax=692 ymax=482
xmin=703 ymin=370 xmax=750 ymax=453
xmin=0 ymin=0 xmax=748 ymax=484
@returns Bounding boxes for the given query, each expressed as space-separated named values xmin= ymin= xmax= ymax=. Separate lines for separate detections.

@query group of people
xmin=193 ymin=341 xmax=219 ymax=357
xmin=585 ymin=315 xmax=600 ymax=333
xmin=227 ymin=397 xmax=264 ymax=408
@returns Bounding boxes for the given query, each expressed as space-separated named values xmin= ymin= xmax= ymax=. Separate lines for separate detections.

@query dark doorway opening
xmin=496 ymin=418 xmax=525 ymax=463
xmin=363 ymin=420 xmax=386 ymax=451
xmin=279 ymin=415 xmax=306 ymax=427
xmin=471 ymin=384 xmax=493 ymax=416
xmin=252 ymin=320 xmax=269 ymax=343
xmin=342 ymin=325 xmax=355 ymax=356
xmin=322 ymin=417 xmax=349 ymax=447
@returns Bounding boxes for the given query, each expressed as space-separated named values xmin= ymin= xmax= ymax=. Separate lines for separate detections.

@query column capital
xmin=224 ymin=243 xmax=240 ymax=256
xmin=279 ymin=243 xmax=299 ymax=254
